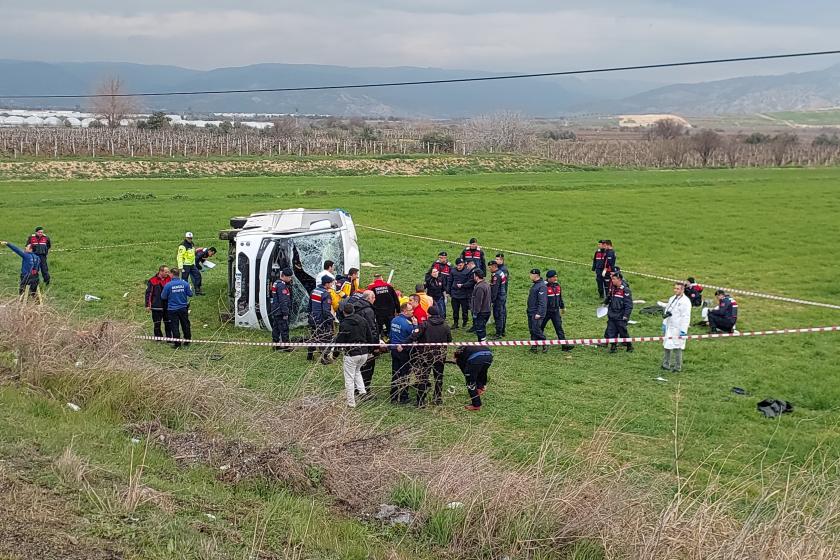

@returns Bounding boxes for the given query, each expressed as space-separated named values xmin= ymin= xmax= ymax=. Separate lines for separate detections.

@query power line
xmin=3 ymin=49 xmax=840 ymax=100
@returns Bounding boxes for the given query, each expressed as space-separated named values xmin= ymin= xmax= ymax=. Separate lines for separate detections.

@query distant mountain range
xmin=1 ymin=59 xmax=840 ymax=118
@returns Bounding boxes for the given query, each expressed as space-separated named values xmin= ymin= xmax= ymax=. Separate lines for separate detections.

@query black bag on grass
xmin=756 ymin=398 xmax=793 ymax=418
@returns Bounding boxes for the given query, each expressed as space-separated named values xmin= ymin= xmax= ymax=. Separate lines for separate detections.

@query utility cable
xmin=3 ymin=49 xmax=840 ymax=99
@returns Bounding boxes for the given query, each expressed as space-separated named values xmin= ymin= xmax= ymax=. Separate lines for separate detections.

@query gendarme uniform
xmin=604 ymin=272 xmax=634 ymax=352
xmin=542 ymin=271 xmax=571 ymax=350
xmin=269 ymin=270 xmax=293 ymax=350
xmin=307 ymin=282 xmax=334 ymax=361
xmin=527 ymin=269 xmax=548 ymax=351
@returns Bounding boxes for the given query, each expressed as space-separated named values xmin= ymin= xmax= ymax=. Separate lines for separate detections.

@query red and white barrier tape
xmin=358 ymin=225 xmax=840 ymax=311
xmin=134 ymin=325 xmax=840 ymax=348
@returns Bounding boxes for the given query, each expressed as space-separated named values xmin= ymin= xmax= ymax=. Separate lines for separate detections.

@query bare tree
xmin=647 ymin=118 xmax=687 ymax=141
xmin=691 ymin=129 xmax=723 ymax=166
xmin=665 ymin=137 xmax=689 ymax=167
xmin=771 ymin=133 xmax=798 ymax=166
xmin=462 ymin=111 xmax=530 ymax=152
xmin=91 ymin=76 xmax=137 ymax=128
xmin=721 ymin=136 xmax=742 ymax=168
xmin=271 ymin=116 xmax=300 ymax=138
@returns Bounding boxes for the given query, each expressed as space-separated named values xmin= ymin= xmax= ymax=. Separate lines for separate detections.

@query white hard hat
xmin=185 ymin=232 xmax=193 ymax=238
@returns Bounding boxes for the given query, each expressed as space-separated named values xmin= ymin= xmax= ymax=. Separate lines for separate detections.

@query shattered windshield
xmin=289 ymin=231 xmax=345 ymax=327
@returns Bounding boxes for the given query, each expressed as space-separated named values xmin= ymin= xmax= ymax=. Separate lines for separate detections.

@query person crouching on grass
xmin=454 ymin=345 xmax=493 ymax=411
xmin=661 ymin=282 xmax=692 ymax=372
xmin=1 ymin=241 xmax=42 ymax=303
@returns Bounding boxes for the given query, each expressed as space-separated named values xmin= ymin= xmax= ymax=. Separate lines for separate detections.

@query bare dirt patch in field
xmin=0 ymin=155 xmax=558 ymax=180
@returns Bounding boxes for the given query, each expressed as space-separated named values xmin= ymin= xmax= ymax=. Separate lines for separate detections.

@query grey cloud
xmin=0 ymin=3 xmax=837 ymax=81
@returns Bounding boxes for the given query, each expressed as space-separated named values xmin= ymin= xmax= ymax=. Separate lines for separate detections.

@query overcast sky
xmin=3 ymin=1 xmax=840 ymax=82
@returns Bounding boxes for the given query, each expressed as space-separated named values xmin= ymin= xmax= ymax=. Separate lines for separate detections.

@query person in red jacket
xmin=145 ymin=265 xmax=172 ymax=338
xmin=26 ymin=226 xmax=52 ymax=285
xmin=366 ymin=273 xmax=400 ymax=339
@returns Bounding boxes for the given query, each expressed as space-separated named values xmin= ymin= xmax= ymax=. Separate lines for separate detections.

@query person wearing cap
xmin=601 ymin=240 xmax=617 ymax=297
xmin=461 ymin=238 xmax=486 ymax=272
xmin=705 ymin=290 xmax=739 ymax=333
xmin=470 ymin=268 xmax=492 ymax=342
xmin=449 ymin=258 xmax=475 ymax=329
xmin=425 ymin=267 xmax=447 ymax=319
xmin=269 ymin=268 xmax=294 ymax=351
xmin=367 ymin=273 xmax=401 ymax=339
xmin=543 ymin=270 xmax=572 ymax=351
xmin=592 ymin=240 xmax=606 ymax=298
xmin=307 ymin=275 xmax=335 ymax=363
xmin=334 ymin=301 xmax=377 ymax=407
xmin=661 ymin=282 xmax=692 ymax=372
xmin=409 ymin=305 xmax=452 ymax=406
xmin=191 ymin=246 xmax=217 ymax=296
xmin=527 ymin=269 xmax=548 ymax=353
xmin=25 ymin=227 xmax=52 ymax=285
xmin=488 ymin=260 xmax=508 ymax=338
xmin=454 ymin=345 xmax=493 ymax=411
xmin=604 ymin=269 xmax=634 ymax=353
xmin=429 ymin=251 xmax=453 ymax=295
xmin=1 ymin=240 xmax=42 ymax=301
xmin=177 ymin=232 xmax=197 ymax=288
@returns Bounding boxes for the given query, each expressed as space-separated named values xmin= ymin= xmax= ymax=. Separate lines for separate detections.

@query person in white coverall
xmin=661 ymin=282 xmax=692 ymax=372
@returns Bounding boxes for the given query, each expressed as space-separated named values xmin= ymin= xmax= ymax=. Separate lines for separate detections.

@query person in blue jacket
xmin=389 ymin=302 xmax=418 ymax=404
xmin=2 ymin=241 xmax=41 ymax=301
xmin=161 ymin=267 xmax=193 ymax=348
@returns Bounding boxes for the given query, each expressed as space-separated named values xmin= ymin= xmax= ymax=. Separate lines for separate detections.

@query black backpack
xmin=756 ymin=398 xmax=793 ymax=418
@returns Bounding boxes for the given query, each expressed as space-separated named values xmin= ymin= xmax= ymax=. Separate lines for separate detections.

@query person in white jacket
xmin=661 ymin=283 xmax=692 ymax=372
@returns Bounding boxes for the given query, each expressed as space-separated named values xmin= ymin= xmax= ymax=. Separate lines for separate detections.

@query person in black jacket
xmin=460 ymin=238 xmax=486 ymax=271
xmin=604 ymin=269 xmax=634 ymax=353
xmin=424 ymin=267 xmax=447 ymax=318
xmin=367 ymin=273 xmax=401 ymax=339
xmin=348 ymin=290 xmax=381 ymax=392
xmin=192 ymin=246 xmax=217 ymax=296
xmin=429 ymin=251 xmax=453 ymax=294
xmin=26 ymin=227 xmax=52 ymax=285
xmin=455 ymin=345 xmax=493 ymax=411
xmin=334 ymin=302 xmax=377 ymax=407
xmin=488 ymin=261 xmax=508 ymax=338
xmin=542 ymin=270 xmax=572 ymax=351
xmin=450 ymin=258 xmax=474 ymax=329
xmin=409 ymin=306 xmax=452 ymax=406
xmin=470 ymin=269 xmax=491 ymax=342
xmin=527 ymin=269 xmax=548 ymax=353
xmin=145 ymin=265 xmax=172 ymax=339
xmin=601 ymin=240 xmax=617 ymax=297
xmin=269 ymin=267 xmax=294 ymax=351
xmin=592 ymin=240 xmax=606 ymax=298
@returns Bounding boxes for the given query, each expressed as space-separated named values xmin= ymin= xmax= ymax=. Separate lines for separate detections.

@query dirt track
xmin=0 ymin=155 xmax=564 ymax=180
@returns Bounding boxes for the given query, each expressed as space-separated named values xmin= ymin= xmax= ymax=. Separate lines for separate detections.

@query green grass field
xmin=1 ymin=165 xmax=839 ymax=558
xmin=769 ymin=109 xmax=840 ymax=126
